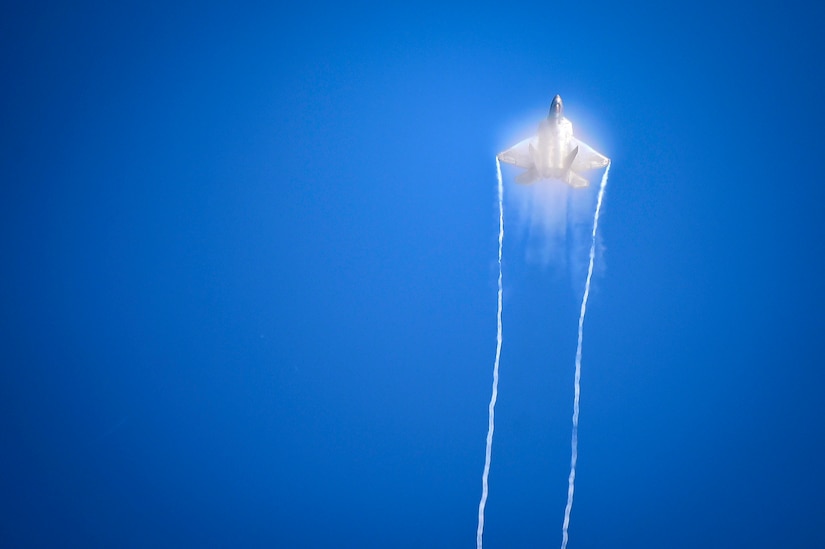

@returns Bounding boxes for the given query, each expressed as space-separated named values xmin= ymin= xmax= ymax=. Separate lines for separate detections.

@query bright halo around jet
xmin=497 ymin=95 xmax=609 ymax=188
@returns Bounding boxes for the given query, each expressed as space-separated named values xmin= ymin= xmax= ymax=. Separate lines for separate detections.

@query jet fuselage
xmin=534 ymin=115 xmax=574 ymax=180
xmin=497 ymin=94 xmax=608 ymax=188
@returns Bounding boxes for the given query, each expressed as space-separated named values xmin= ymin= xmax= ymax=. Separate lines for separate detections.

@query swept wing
xmin=497 ymin=137 xmax=534 ymax=169
xmin=570 ymin=137 xmax=609 ymax=173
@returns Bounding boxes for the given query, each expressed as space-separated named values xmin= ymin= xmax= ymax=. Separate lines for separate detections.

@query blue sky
xmin=2 ymin=1 xmax=825 ymax=547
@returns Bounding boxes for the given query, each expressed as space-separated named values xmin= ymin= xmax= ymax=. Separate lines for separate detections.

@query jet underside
xmin=497 ymin=96 xmax=609 ymax=188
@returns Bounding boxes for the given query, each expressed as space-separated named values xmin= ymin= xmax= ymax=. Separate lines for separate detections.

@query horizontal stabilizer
xmin=515 ymin=168 xmax=540 ymax=185
xmin=566 ymin=171 xmax=589 ymax=188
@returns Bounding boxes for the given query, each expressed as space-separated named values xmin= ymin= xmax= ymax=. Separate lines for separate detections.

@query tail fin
xmin=563 ymin=148 xmax=588 ymax=187
xmin=563 ymin=146 xmax=579 ymax=171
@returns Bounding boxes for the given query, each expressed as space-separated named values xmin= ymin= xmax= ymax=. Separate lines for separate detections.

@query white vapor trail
xmin=561 ymin=161 xmax=611 ymax=549
xmin=477 ymin=157 xmax=505 ymax=549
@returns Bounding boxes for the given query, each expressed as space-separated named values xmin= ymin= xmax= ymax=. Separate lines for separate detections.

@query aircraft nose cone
xmin=550 ymin=94 xmax=563 ymax=116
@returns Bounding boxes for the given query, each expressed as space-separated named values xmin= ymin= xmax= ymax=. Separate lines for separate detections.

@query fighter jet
xmin=497 ymin=95 xmax=609 ymax=188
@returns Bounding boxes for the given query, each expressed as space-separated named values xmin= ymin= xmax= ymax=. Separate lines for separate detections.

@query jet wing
xmin=570 ymin=137 xmax=609 ymax=172
xmin=497 ymin=136 xmax=535 ymax=169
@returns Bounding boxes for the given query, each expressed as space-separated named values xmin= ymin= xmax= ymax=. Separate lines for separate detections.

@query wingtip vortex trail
xmin=477 ymin=157 xmax=505 ymax=549
xmin=477 ymin=159 xmax=610 ymax=549
xmin=561 ymin=161 xmax=610 ymax=549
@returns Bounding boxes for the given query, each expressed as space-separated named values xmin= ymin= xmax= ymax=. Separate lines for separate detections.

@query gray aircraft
xmin=497 ymin=95 xmax=609 ymax=188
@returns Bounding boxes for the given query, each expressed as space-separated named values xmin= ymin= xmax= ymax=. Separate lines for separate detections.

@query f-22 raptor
xmin=497 ymin=95 xmax=609 ymax=188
